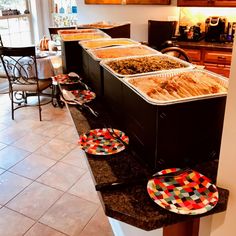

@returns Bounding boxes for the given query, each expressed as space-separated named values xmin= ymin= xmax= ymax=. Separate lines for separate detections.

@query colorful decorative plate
xmin=52 ymin=74 xmax=80 ymax=84
xmin=78 ymin=128 xmax=129 ymax=155
xmin=68 ymin=90 xmax=96 ymax=104
xmin=147 ymin=169 xmax=219 ymax=215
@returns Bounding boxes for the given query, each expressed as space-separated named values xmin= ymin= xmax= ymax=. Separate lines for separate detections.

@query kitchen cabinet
xmin=182 ymin=47 xmax=231 ymax=77
xmin=177 ymin=0 xmax=236 ymax=7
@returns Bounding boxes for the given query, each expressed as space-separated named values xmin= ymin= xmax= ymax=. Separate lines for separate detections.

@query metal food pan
xmin=123 ymin=69 xmax=228 ymax=106
xmin=87 ymin=45 xmax=160 ymax=61
xmin=60 ymin=32 xmax=111 ymax=42
xmin=77 ymin=21 xmax=131 ymax=30
xmin=58 ymin=28 xmax=100 ymax=35
xmin=79 ymin=38 xmax=140 ymax=50
xmin=100 ymin=54 xmax=195 ymax=78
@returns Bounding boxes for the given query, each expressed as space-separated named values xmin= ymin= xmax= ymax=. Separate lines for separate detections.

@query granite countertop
xmin=176 ymin=40 xmax=233 ymax=51
xmin=67 ymin=98 xmax=229 ymax=231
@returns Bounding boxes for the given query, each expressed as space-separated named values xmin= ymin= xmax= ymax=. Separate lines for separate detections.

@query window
xmin=0 ymin=0 xmax=33 ymax=46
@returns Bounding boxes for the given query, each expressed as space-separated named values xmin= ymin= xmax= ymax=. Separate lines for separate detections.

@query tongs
xmin=96 ymin=167 xmax=192 ymax=191
xmin=62 ymin=89 xmax=99 ymax=117
xmin=105 ymin=125 xmax=129 ymax=149
xmin=68 ymin=72 xmax=91 ymax=91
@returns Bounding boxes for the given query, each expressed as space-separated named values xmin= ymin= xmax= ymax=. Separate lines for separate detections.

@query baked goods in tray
xmin=129 ymin=71 xmax=227 ymax=101
xmin=60 ymin=33 xmax=108 ymax=41
xmin=92 ymin=46 xmax=157 ymax=59
xmin=79 ymin=23 xmax=115 ymax=29
xmin=81 ymin=39 xmax=139 ymax=49
xmin=106 ymin=56 xmax=187 ymax=75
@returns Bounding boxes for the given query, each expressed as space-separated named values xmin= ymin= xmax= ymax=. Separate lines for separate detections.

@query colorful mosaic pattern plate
xmin=66 ymin=90 xmax=96 ymax=105
xmin=78 ymin=128 xmax=129 ymax=155
xmin=147 ymin=169 xmax=219 ymax=215
xmin=52 ymin=74 xmax=80 ymax=84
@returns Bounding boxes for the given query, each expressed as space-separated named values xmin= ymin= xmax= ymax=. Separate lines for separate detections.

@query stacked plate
xmin=147 ymin=168 xmax=219 ymax=215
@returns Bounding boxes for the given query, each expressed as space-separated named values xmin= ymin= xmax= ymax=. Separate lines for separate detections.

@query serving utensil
xmin=62 ymin=89 xmax=99 ymax=117
xmin=68 ymin=72 xmax=91 ymax=90
xmin=96 ymin=163 xmax=191 ymax=191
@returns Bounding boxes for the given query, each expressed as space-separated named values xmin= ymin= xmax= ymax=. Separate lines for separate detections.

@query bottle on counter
xmin=54 ymin=3 xmax=58 ymax=13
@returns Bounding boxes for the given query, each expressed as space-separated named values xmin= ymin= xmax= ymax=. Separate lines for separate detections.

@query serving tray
xmin=79 ymin=38 xmax=140 ymax=50
xmin=100 ymin=54 xmax=195 ymax=78
xmin=87 ymin=45 xmax=160 ymax=61
xmin=122 ymin=69 xmax=228 ymax=105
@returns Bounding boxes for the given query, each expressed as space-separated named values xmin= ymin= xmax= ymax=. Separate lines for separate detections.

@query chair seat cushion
xmin=12 ymin=78 xmax=52 ymax=92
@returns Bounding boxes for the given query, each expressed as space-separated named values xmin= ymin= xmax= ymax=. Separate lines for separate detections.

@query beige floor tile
xmin=0 ymin=207 xmax=35 ymax=236
xmin=55 ymin=126 xmax=79 ymax=144
xmin=68 ymin=172 xmax=100 ymax=204
xmin=35 ymin=138 xmax=76 ymax=161
xmin=9 ymin=153 xmax=56 ymax=180
xmin=7 ymin=182 xmax=63 ymax=220
xmin=0 ymin=142 xmax=7 ymax=151
xmin=0 ymin=123 xmax=7 ymax=132
xmin=40 ymin=193 xmax=99 ymax=236
xmin=0 ymin=146 xmax=30 ymax=169
xmin=37 ymin=162 xmax=85 ymax=191
xmin=0 ymin=168 xmax=5 ymax=175
xmin=25 ymin=222 xmax=66 ymax=236
xmin=0 ymin=125 xmax=28 ymax=145
xmin=79 ymin=207 xmax=114 ymax=236
xmin=32 ymin=121 xmax=71 ymax=138
xmin=0 ymin=172 xmax=32 ymax=205
xmin=12 ymin=133 xmax=51 ymax=152
xmin=61 ymin=147 xmax=88 ymax=170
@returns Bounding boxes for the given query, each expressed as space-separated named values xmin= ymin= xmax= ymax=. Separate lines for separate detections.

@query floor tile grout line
xmin=78 ymin=205 xmax=101 ymax=236
xmin=36 ymin=190 xmax=100 ymax=236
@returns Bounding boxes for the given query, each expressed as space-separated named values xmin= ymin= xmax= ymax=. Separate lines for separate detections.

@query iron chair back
xmin=0 ymin=46 xmax=52 ymax=121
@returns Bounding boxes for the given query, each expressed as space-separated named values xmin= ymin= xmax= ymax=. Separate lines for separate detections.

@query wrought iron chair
xmin=0 ymin=46 xmax=52 ymax=121
xmin=160 ymin=47 xmax=191 ymax=62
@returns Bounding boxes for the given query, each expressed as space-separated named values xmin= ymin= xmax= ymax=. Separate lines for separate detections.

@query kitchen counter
xmin=67 ymin=98 xmax=229 ymax=231
xmin=176 ymin=40 xmax=233 ymax=51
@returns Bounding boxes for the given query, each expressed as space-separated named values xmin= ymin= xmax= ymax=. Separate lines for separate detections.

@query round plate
xmin=78 ymin=128 xmax=129 ymax=155
xmin=147 ymin=169 xmax=219 ymax=215
xmin=52 ymin=74 xmax=80 ymax=84
xmin=68 ymin=90 xmax=96 ymax=104
xmin=36 ymin=52 xmax=48 ymax=59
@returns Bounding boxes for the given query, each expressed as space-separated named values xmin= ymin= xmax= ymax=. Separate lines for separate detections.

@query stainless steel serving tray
xmin=79 ymin=38 xmax=140 ymax=50
xmin=77 ymin=21 xmax=131 ymax=30
xmin=87 ymin=45 xmax=161 ymax=61
xmin=60 ymin=31 xmax=111 ymax=42
xmin=100 ymin=54 xmax=195 ymax=78
xmin=58 ymin=28 xmax=100 ymax=35
xmin=122 ymin=69 xmax=228 ymax=105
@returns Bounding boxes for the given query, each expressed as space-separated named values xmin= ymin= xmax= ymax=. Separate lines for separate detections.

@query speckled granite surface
xmin=68 ymin=99 xmax=229 ymax=231
xmin=177 ymin=40 xmax=233 ymax=51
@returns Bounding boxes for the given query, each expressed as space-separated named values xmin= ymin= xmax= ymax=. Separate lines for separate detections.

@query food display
xmin=127 ymin=70 xmax=227 ymax=102
xmin=60 ymin=33 xmax=110 ymax=41
xmin=79 ymin=22 xmax=116 ymax=29
xmin=80 ymin=38 xmax=140 ymax=50
xmin=58 ymin=29 xmax=99 ymax=34
xmin=90 ymin=45 xmax=158 ymax=60
xmin=103 ymin=55 xmax=191 ymax=76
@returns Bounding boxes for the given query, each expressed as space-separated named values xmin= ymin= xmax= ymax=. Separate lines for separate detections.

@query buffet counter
xmin=67 ymin=99 xmax=229 ymax=233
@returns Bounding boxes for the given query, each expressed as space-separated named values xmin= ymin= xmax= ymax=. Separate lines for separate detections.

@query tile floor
xmin=0 ymin=93 xmax=114 ymax=236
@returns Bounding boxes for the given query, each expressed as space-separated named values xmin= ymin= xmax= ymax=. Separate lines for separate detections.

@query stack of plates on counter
xmin=78 ymin=128 xmax=129 ymax=155
xmin=147 ymin=168 xmax=219 ymax=215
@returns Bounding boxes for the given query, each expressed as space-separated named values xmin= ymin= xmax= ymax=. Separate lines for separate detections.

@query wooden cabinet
xmin=182 ymin=47 xmax=231 ymax=78
xmin=178 ymin=0 xmax=236 ymax=7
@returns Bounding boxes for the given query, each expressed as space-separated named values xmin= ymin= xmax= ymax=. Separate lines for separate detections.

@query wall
xmin=209 ymin=34 xmax=236 ymax=236
xmin=75 ymin=0 xmax=179 ymax=41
